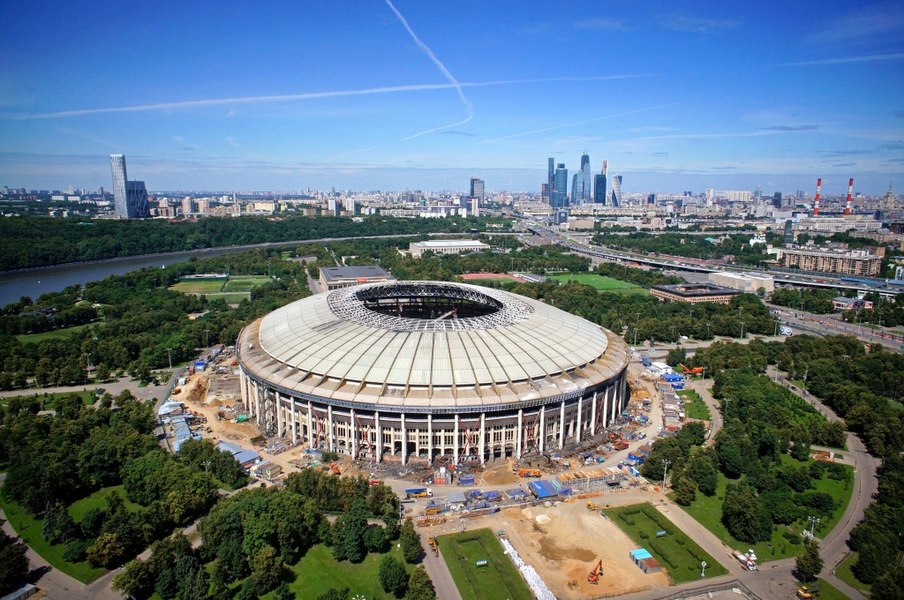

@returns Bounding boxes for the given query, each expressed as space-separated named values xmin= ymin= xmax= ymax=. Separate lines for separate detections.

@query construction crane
xmin=679 ymin=363 xmax=703 ymax=376
xmin=587 ymin=560 xmax=604 ymax=584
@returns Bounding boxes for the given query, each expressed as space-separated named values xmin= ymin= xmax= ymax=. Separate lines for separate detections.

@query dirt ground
xmin=426 ymin=500 xmax=669 ymax=599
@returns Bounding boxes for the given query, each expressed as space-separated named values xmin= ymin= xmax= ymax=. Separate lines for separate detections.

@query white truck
xmin=734 ymin=551 xmax=757 ymax=571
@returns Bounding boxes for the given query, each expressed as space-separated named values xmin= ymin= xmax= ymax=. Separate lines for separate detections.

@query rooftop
xmin=650 ymin=283 xmax=741 ymax=297
xmin=320 ymin=265 xmax=392 ymax=282
xmin=410 ymin=239 xmax=488 ymax=248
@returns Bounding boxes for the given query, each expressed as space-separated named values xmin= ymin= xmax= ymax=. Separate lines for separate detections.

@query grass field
xmin=221 ymin=275 xmax=270 ymax=292
xmin=677 ymin=390 xmax=712 ymax=421
xmin=68 ymin=485 xmax=141 ymax=522
xmin=0 ymin=390 xmax=96 ymax=410
xmin=0 ymin=495 xmax=105 ymax=583
xmin=674 ymin=462 xmax=854 ymax=562
xmin=203 ymin=292 xmax=252 ymax=304
xmin=835 ymin=552 xmax=871 ymax=594
xmin=550 ymin=273 xmax=648 ymax=295
xmin=170 ymin=279 xmax=226 ymax=294
xmin=814 ymin=577 xmax=852 ymax=600
xmin=16 ymin=323 xmax=94 ymax=345
xmin=438 ymin=528 xmax=532 ymax=600
xmin=603 ymin=503 xmax=727 ymax=584
xmin=278 ymin=543 xmax=413 ymax=599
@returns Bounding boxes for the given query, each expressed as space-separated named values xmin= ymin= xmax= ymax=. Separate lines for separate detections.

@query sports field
xmin=221 ymin=275 xmax=270 ymax=292
xmin=170 ymin=279 xmax=226 ymax=294
xmin=170 ymin=275 xmax=270 ymax=303
xmin=603 ymin=503 xmax=727 ymax=584
xmin=438 ymin=528 xmax=532 ymax=600
xmin=550 ymin=273 xmax=648 ymax=295
xmin=16 ymin=323 xmax=94 ymax=345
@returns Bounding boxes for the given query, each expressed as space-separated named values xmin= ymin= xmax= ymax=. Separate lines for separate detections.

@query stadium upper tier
xmin=239 ymin=281 xmax=628 ymax=409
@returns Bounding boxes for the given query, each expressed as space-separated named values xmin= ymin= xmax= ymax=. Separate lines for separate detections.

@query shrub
xmin=63 ymin=539 xmax=91 ymax=563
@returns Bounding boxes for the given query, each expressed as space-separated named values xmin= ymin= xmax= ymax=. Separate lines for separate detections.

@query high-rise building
xmin=469 ymin=177 xmax=485 ymax=200
xmin=110 ymin=154 xmax=149 ymax=218
xmin=552 ymin=163 xmax=568 ymax=208
xmin=580 ymin=152 xmax=592 ymax=202
xmin=594 ymin=161 xmax=608 ymax=204
xmin=547 ymin=158 xmax=555 ymax=205
xmin=610 ymin=175 xmax=623 ymax=207
xmin=571 ymin=173 xmax=580 ymax=204
xmin=772 ymin=192 xmax=783 ymax=209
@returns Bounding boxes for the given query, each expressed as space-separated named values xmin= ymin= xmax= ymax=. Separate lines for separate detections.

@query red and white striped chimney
xmin=845 ymin=178 xmax=854 ymax=215
xmin=813 ymin=178 xmax=822 ymax=217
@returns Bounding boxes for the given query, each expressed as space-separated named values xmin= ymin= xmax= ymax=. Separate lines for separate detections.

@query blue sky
xmin=1 ymin=1 xmax=903 ymax=194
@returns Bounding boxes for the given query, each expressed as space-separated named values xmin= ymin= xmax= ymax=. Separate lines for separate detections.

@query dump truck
xmin=518 ymin=468 xmax=542 ymax=478
xmin=405 ymin=487 xmax=433 ymax=499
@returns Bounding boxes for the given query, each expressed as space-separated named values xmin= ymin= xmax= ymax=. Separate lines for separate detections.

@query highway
xmin=527 ymin=222 xmax=900 ymax=296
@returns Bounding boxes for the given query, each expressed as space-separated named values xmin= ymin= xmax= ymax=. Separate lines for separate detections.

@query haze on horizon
xmin=1 ymin=0 xmax=903 ymax=195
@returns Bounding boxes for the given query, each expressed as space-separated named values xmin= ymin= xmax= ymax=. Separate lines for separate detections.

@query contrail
xmin=7 ymin=75 xmax=654 ymax=121
xmin=478 ymin=104 xmax=676 ymax=144
xmin=383 ymin=0 xmax=473 ymax=140
xmin=784 ymin=52 xmax=904 ymax=66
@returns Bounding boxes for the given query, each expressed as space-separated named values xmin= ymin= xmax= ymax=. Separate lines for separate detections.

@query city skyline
xmin=1 ymin=1 xmax=903 ymax=194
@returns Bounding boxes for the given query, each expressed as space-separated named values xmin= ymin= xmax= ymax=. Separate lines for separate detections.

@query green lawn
xmin=550 ymin=273 xmax=648 ymax=295
xmin=221 ymin=275 xmax=270 ymax=292
xmin=170 ymin=279 xmax=226 ymax=294
xmin=674 ymin=462 xmax=855 ymax=562
xmin=0 ymin=495 xmax=105 ymax=583
xmin=203 ymin=292 xmax=251 ymax=304
xmin=1 ymin=390 xmax=96 ymax=410
xmin=278 ymin=543 xmax=414 ymax=599
xmin=68 ymin=485 xmax=141 ymax=522
xmin=438 ymin=528 xmax=533 ymax=600
xmin=16 ymin=323 xmax=94 ymax=345
xmin=835 ymin=552 xmax=871 ymax=594
xmin=677 ymin=390 xmax=712 ymax=421
xmin=603 ymin=503 xmax=727 ymax=584
xmin=814 ymin=577 xmax=853 ymax=600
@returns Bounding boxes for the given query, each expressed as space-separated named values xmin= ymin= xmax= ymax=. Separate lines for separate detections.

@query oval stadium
xmin=237 ymin=281 xmax=629 ymax=464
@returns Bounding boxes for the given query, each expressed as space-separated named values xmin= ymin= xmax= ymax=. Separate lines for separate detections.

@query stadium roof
xmin=238 ymin=281 xmax=628 ymax=409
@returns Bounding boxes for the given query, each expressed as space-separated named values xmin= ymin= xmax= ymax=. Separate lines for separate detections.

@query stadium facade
xmin=237 ymin=281 xmax=629 ymax=464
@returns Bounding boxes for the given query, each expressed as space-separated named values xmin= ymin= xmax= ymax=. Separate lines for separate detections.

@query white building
xmin=707 ymin=271 xmax=774 ymax=295
xmin=409 ymin=239 xmax=489 ymax=258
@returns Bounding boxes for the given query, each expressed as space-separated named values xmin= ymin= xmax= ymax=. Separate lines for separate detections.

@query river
xmin=0 ymin=247 xmax=254 ymax=307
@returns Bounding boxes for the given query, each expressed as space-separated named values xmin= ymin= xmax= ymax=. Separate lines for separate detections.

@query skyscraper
xmin=552 ymin=163 xmax=568 ymax=208
xmin=110 ymin=154 xmax=150 ymax=218
xmin=580 ymin=152 xmax=592 ymax=202
xmin=594 ymin=161 xmax=607 ymax=204
xmin=547 ymin=157 xmax=555 ymax=205
xmin=469 ymin=177 xmax=485 ymax=200
xmin=571 ymin=173 xmax=580 ymax=204
xmin=610 ymin=174 xmax=623 ymax=207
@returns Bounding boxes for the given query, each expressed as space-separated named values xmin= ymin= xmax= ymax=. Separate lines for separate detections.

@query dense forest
xmin=0 ymin=214 xmax=506 ymax=271
xmin=590 ymin=231 xmax=777 ymax=265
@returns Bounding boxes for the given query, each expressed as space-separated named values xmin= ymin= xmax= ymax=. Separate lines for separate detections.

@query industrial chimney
xmin=813 ymin=178 xmax=822 ymax=217
xmin=845 ymin=178 xmax=854 ymax=215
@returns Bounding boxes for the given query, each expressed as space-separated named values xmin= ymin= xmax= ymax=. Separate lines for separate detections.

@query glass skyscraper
xmin=552 ymin=163 xmax=568 ymax=208
xmin=110 ymin=154 xmax=150 ymax=219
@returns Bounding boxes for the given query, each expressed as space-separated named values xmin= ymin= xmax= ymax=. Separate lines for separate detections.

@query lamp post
xmin=700 ymin=560 xmax=707 ymax=578
xmin=167 ymin=348 xmax=173 ymax=370
xmin=662 ymin=459 xmax=671 ymax=491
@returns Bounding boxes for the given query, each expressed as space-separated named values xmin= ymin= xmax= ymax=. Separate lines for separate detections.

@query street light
xmin=167 ymin=348 xmax=173 ymax=370
xmin=700 ymin=560 xmax=707 ymax=578
xmin=662 ymin=459 xmax=672 ymax=491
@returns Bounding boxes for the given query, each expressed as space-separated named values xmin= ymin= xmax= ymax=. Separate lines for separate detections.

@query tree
xmin=674 ymin=476 xmax=697 ymax=506
xmin=379 ymin=555 xmax=409 ymax=598
xmin=86 ymin=531 xmax=127 ymax=569
xmin=686 ymin=451 xmax=718 ymax=496
xmin=332 ymin=498 xmax=369 ymax=563
xmin=399 ymin=518 xmax=423 ymax=564
xmin=113 ymin=559 xmax=155 ymax=600
xmin=871 ymin=566 xmax=904 ymax=600
xmin=317 ymin=588 xmax=351 ymax=600
xmin=405 ymin=566 xmax=436 ymax=600
xmin=795 ymin=541 xmax=823 ymax=582
xmin=0 ymin=531 xmax=29 ymax=596
xmin=251 ymin=545 xmax=285 ymax=593
xmin=722 ymin=484 xmax=771 ymax=543
xmin=364 ymin=525 xmax=387 ymax=553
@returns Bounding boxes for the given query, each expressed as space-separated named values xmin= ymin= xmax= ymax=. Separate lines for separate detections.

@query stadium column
xmin=401 ymin=413 xmax=407 ymax=464
xmin=375 ymin=411 xmax=382 ymax=463
xmin=610 ymin=385 xmax=617 ymax=423
xmin=602 ymin=390 xmax=610 ymax=428
xmin=276 ymin=392 xmax=284 ymax=437
xmin=539 ymin=405 xmax=546 ymax=454
xmin=479 ymin=413 xmax=486 ymax=464
xmin=253 ymin=381 xmax=261 ymax=423
xmin=559 ymin=401 xmax=565 ymax=449
xmin=290 ymin=398 xmax=297 ymax=445
xmin=590 ymin=391 xmax=597 ymax=435
xmin=576 ymin=396 xmax=583 ymax=442
xmin=306 ymin=401 xmax=314 ymax=450
xmin=453 ymin=415 xmax=460 ymax=464
xmin=350 ymin=408 xmax=356 ymax=459
xmin=327 ymin=405 xmax=335 ymax=452
xmin=427 ymin=414 xmax=433 ymax=463
xmin=516 ymin=408 xmax=523 ymax=458
xmin=239 ymin=371 xmax=248 ymax=412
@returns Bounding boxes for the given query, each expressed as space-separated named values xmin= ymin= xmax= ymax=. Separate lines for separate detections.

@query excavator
xmin=679 ymin=363 xmax=704 ymax=376
xmin=587 ymin=560 xmax=604 ymax=584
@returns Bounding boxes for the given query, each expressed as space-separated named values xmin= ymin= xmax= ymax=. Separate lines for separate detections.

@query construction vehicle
xmin=428 ymin=537 xmax=439 ymax=557
xmin=613 ymin=440 xmax=629 ymax=451
xmin=587 ymin=560 xmax=604 ymax=584
xmin=679 ymin=363 xmax=704 ymax=376
xmin=329 ymin=462 xmax=341 ymax=476
xmin=587 ymin=502 xmax=602 ymax=511
xmin=796 ymin=584 xmax=818 ymax=599
xmin=424 ymin=506 xmax=442 ymax=516
xmin=405 ymin=487 xmax=433 ymax=499
xmin=518 ymin=468 xmax=542 ymax=478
